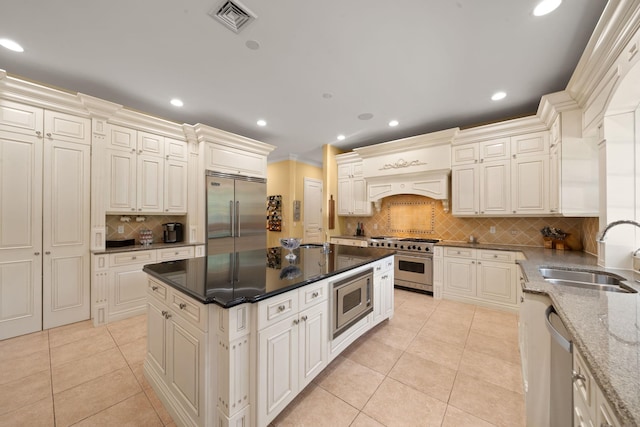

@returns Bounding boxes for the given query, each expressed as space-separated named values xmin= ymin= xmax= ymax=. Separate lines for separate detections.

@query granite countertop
xmin=143 ymin=244 xmax=394 ymax=308
xmin=438 ymin=241 xmax=639 ymax=425
xmin=93 ymin=242 xmax=201 ymax=254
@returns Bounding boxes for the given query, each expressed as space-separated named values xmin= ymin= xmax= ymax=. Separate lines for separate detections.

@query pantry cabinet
xmin=442 ymin=247 xmax=518 ymax=311
xmin=0 ymin=100 xmax=91 ymax=339
xmin=336 ymin=153 xmax=371 ymax=216
xmin=106 ymin=124 xmax=187 ymax=214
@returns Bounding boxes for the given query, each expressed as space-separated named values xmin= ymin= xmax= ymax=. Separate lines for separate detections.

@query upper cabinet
xmin=336 ymin=153 xmax=371 ymax=216
xmin=106 ymin=124 xmax=187 ymax=214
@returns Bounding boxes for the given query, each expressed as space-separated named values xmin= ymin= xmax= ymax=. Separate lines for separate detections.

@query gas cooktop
xmin=367 ymin=236 xmax=440 ymax=253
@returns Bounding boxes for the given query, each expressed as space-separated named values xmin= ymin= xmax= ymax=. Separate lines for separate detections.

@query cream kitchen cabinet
xmin=451 ymin=164 xmax=479 ymax=215
xmin=0 ymin=101 xmax=91 ymax=339
xmin=511 ymin=154 xmax=549 ymax=214
xmin=92 ymin=245 xmax=195 ymax=326
xmin=442 ymin=247 xmax=518 ymax=311
xmin=452 ymin=160 xmax=510 ymax=216
xmin=256 ymin=281 xmax=328 ymax=427
xmin=336 ymin=152 xmax=371 ymax=216
xmin=147 ymin=282 xmax=207 ymax=427
xmin=205 ymin=141 xmax=267 ymax=178
xmin=106 ymin=124 xmax=187 ymax=214
xmin=330 ymin=237 xmax=368 ymax=247
xmin=573 ymin=348 xmax=621 ymax=427
xmin=372 ymin=256 xmax=394 ymax=326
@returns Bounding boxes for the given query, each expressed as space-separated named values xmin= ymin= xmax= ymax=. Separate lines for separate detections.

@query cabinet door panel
xmin=164 ymin=160 xmax=187 ymax=213
xmin=107 ymin=150 xmax=136 ymax=212
xmin=147 ymin=300 xmax=167 ymax=376
xmin=258 ymin=317 xmax=298 ymax=426
xmin=42 ymin=138 xmax=90 ymax=328
xmin=477 ymin=261 xmax=516 ymax=304
xmin=299 ymin=304 xmax=327 ymax=389
xmin=337 ymin=178 xmax=352 ymax=215
xmin=168 ymin=318 xmax=203 ymax=417
xmin=512 ymin=155 xmax=548 ymax=214
xmin=44 ymin=111 xmax=90 ymax=144
xmin=480 ymin=160 xmax=510 ymax=214
xmin=452 ymin=165 xmax=478 ymax=215
xmin=137 ymin=131 xmax=164 ymax=157
xmin=0 ymin=100 xmax=43 ymax=135
xmin=480 ymin=138 xmax=510 ymax=161
xmin=0 ymin=132 xmax=42 ymax=339
xmin=107 ymin=125 xmax=136 ymax=152
xmin=165 ymin=138 xmax=188 ymax=161
xmin=110 ymin=268 xmax=148 ymax=317
xmin=443 ymin=258 xmax=476 ymax=296
xmin=352 ymin=177 xmax=370 ymax=215
xmin=137 ymin=155 xmax=164 ymax=213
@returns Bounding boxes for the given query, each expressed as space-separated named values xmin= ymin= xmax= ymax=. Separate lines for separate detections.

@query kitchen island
xmin=142 ymin=244 xmax=395 ymax=427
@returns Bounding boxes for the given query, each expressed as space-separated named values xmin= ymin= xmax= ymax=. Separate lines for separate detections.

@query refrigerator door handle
xmin=229 ymin=201 xmax=235 ymax=237
xmin=236 ymin=201 xmax=241 ymax=237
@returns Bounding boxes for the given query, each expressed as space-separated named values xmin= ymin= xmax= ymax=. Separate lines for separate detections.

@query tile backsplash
xmin=106 ymin=215 xmax=187 ymax=244
xmin=344 ymin=195 xmax=597 ymax=251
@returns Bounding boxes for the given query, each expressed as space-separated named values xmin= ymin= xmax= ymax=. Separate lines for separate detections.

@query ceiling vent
xmin=209 ymin=0 xmax=256 ymax=33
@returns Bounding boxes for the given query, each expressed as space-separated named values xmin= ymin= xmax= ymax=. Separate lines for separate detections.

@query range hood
xmin=353 ymin=128 xmax=458 ymax=212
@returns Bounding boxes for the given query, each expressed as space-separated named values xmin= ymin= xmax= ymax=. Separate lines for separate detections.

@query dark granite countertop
xmin=437 ymin=241 xmax=640 ymax=425
xmin=93 ymin=242 xmax=201 ymax=254
xmin=143 ymin=244 xmax=394 ymax=308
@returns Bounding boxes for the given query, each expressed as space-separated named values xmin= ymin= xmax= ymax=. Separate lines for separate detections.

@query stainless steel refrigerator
xmin=206 ymin=171 xmax=267 ymax=255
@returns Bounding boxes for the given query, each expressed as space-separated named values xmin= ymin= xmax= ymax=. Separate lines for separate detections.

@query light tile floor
xmin=0 ymin=289 xmax=524 ymax=426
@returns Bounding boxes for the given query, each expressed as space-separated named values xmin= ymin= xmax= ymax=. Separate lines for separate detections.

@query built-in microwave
xmin=331 ymin=268 xmax=373 ymax=339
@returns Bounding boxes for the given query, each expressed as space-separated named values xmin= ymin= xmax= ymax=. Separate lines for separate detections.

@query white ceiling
xmin=0 ymin=0 xmax=607 ymax=164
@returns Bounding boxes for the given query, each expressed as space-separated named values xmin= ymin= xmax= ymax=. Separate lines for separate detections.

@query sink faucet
xmin=597 ymin=219 xmax=640 ymax=242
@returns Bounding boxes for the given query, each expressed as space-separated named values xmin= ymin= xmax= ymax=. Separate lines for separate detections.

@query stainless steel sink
xmin=538 ymin=267 xmax=638 ymax=294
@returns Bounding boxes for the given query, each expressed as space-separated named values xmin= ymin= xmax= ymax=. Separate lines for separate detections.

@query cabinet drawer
xmin=383 ymin=256 xmax=394 ymax=271
xmin=478 ymin=250 xmax=516 ymax=263
xmin=444 ymin=247 xmax=476 ymax=259
xmin=299 ymin=281 xmax=328 ymax=311
xmin=433 ymin=246 xmax=443 ymax=257
xmin=110 ymin=250 xmax=156 ymax=266
xmin=331 ymin=238 xmax=367 ymax=247
xmin=147 ymin=278 xmax=169 ymax=303
xmin=258 ymin=291 xmax=299 ymax=329
xmin=573 ymin=350 xmax=595 ymax=418
xmin=157 ymin=246 xmax=195 ymax=262
xmin=169 ymin=289 xmax=208 ymax=332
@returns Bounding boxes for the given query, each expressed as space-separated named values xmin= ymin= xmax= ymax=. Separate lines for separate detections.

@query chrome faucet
xmin=597 ymin=219 xmax=640 ymax=242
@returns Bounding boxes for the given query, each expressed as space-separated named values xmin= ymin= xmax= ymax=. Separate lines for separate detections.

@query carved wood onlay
xmin=378 ymin=158 xmax=427 ymax=170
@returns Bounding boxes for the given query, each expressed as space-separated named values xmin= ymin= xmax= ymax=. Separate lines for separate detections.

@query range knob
xmin=394 ymin=243 xmax=398 ymax=248
xmin=412 ymin=245 xmax=417 ymax=250
xmin=425 ymin=247 xmax=430 ymax=252
xmin=387 ymin=243 xmax=392 ymax=247
xmin=417 ymin=247 xmax=422 ymax=251
xmin=400 ymin=245 xmax=404 ymax=249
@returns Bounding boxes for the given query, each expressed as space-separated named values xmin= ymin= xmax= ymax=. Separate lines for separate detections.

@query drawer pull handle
xmin=161 ymin=310 xmax=168 ymax=317
xmin=175 ymin=252 xmax=179 ymax=255
xmin=293 ymin=319 xmax=299 ymax=325
xmin=572 ymin=370 xmax=586 ymax=384
xmin=494 ymin=255 xmax=498 ymax=258
xmin=165 ymin=313 xmax=172 ymax=319
xmin=179 ymin=303 xmax=186 ymax=310
xmin=301 ymin=315 xmax=308 ymax=322
xmin=132 ymin=256 xmax=137 ymax=260
xmin=312 ymin=292 xmax=319 ymax=298
xmin=151 ymin=286 xmax=158 ymax=291
xmin=278 ymin=305 xmax=286 ymax=312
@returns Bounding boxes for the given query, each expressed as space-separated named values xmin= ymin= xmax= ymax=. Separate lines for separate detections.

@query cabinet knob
xmin=278 ymin=305 xmax=286 ymax=312
xmin=131 ymin=149 xmax=136 ymax=153
xmin=513 ymin=210 xmax=516 ymax=213
xmin=35 ymin=131 xmax=42 ymax=137
xmin=166 ymin=155 xmax=169 ymax=160
xmin=471 ymin=261 xmax=475 ymax=264
xmin=550 ymin=209 xmax=557 ymax=212
xmin=312 ymin=291 xmax=319 ymax=298
xmin=131 ymin=208 xmax=135 ymax=211
xmin=45 ymin=251 xmax=51 ymax=255
xmin=138 ymin=208 xmax=142 ymax=211
xmin=179 ymin=303 xmax=186 ymax=310
xmin=151 ymin=286 xmax=158 ymax=291
xmin=477 ymin=261 xmax=481 ymax=265
xmin=475 ymin=211 xmax=478 ymax=214
xmin=493 ymin=255 xmax=498 ymax=258
xmin=161 ymin=310 xmax=168 ymax=316
xmin=520 ymin=296 xmax=524 ymax=303
xmin=165 ymin=313 xmax=172 ymax=319
xmin=138 ymin=149 xmax=142 ymax=154
xmin=480 ymin=159 xmax=484 ymax=163
xmin=175 ymin=252 xmax=179 ymax=255
xmin=166 ymin=209 xmax=169 ymax=212
xmin=132 ymin=256 xmax=137 ymax=260
xmin=34 ymin=252 xmax=40 ymax=255
xmin=46 ymin=132 xmax=52 ymax=138
xmin=293 ymin=319 xmax=299 ymax=325
xmin=512 ymin=154 xmax=516 ymax=159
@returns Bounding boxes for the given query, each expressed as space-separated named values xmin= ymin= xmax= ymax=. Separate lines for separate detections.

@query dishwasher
xmin=545 ymin=305 xmax=573 ymax=426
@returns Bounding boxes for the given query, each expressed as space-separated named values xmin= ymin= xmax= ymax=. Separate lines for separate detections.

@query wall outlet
xmin=489 ymin=226 xmax=496 ymax=234
xmin=117 ymin=225 xmax=124 ymax=234
xmin=373 ymin=223 xmax=378 ymax=230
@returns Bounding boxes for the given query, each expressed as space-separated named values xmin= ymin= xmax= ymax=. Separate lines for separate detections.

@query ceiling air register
xmin=209 ymin=0 xmax=256 ymax=33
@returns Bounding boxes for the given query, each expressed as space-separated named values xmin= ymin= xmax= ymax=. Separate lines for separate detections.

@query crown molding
xmin=192 ymin=122 xmax=275 ymax=156
xmin=453 ymin=115 xmax=547 ymax=145
xmin=537 ymin=91 xmax=580 ymax=126
xmin=354 ymin=127 xmax=459 ymax=158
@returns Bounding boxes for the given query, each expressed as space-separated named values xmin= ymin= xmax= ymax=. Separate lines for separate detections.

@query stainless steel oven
xmin=369 ymin=237 xmax=438 ymax=293
xmin=395 ymin=252 xmax=433 ymax=292
xmin=332 ymin=268 xmax=373 ymax=338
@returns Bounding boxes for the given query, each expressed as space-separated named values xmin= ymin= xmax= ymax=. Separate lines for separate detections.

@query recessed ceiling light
xmin=533 ymin=0 xmax=562 ymax=16
xmin=337 ymin=134 xmax=345 ymax=141
xmin=491 ymin=91 xmax=507 ymax=101
xmin=257 ymin=119 xmax=267 ymax=127
xmin=0 ymin=38 xmax=24 ymax=52
xmin=170 ymin=98 xmax=184 ymax=107
xmin=388 ymin=120 xmax=399 ymax=127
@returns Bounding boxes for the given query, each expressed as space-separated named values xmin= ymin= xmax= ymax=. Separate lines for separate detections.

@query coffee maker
xmin=162 ymin=223 xmax=184 ymax=243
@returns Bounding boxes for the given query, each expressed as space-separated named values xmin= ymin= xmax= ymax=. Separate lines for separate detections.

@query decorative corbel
xmin=441 ymin=199 xmax=449 ymax=213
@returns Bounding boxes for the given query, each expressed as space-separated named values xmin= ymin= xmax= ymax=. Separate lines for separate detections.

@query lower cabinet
xmin=256 ymin=282 xmax=328 ymax=427
xmin=442 ymin=247 xmax=519 ymax=311
xmin=146 ymin=283 xmax=206 ymax=427
xmin=573 ymin=349 xmax=621 ymax=427
xmin=92 ymin=245 xmax=195 ymax=325
xmin=373 ymin=257 xmax=394 ymax=326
